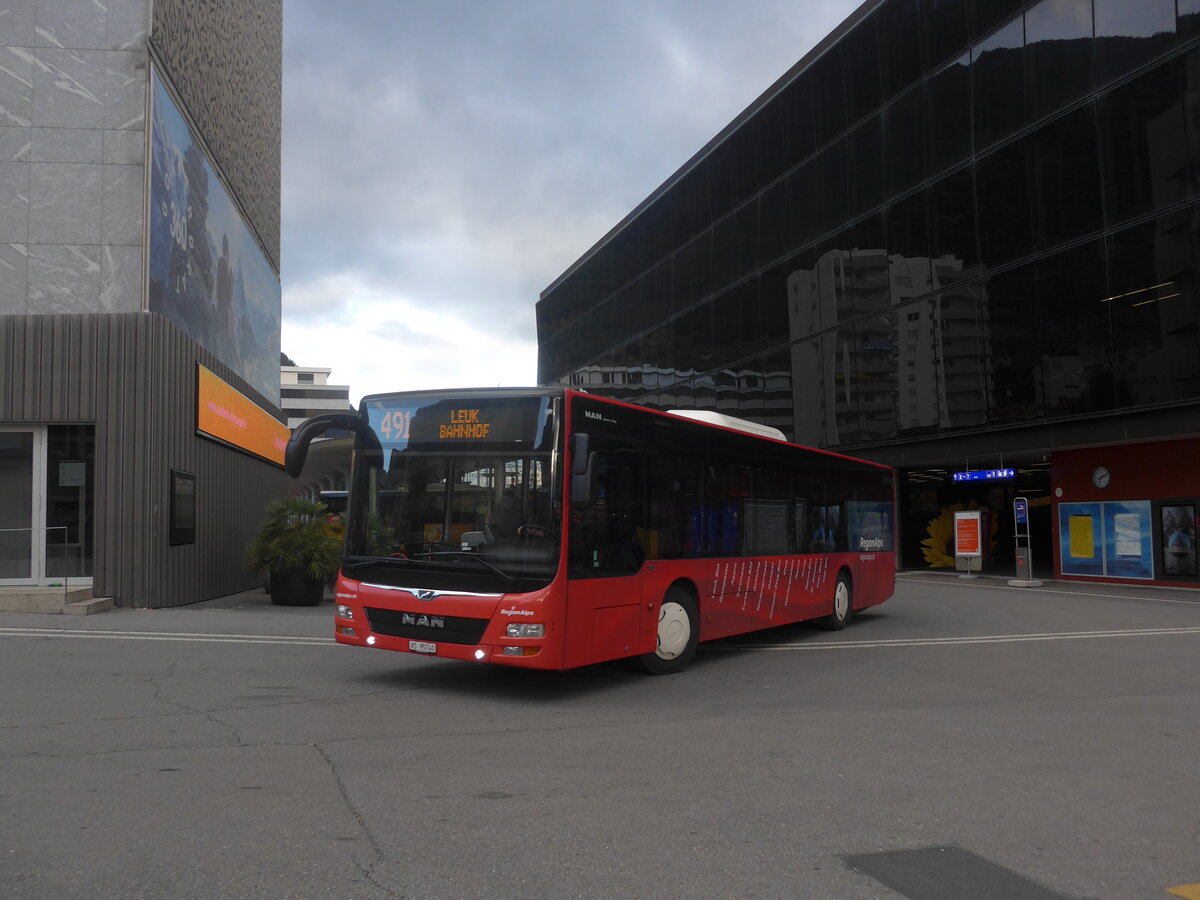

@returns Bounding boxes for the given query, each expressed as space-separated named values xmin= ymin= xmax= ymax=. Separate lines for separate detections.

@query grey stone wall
xmin=0 ymin=0 xmax=150 ymax=316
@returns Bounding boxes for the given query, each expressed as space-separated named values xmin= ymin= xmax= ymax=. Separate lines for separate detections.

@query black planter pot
xmin=269 ymin=569 xmax=326 ymax=606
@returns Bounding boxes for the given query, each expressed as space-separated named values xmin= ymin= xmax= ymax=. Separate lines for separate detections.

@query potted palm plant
xmin=245 ymin=497 xmax=343 ymax=606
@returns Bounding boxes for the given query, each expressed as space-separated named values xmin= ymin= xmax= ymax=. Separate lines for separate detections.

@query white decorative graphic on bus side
xmin=711 ymin=556 xmax=831 ymax=620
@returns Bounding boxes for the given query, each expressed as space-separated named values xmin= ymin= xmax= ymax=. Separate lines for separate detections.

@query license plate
xmin=409 ymin=640 xmax=437 ymax=654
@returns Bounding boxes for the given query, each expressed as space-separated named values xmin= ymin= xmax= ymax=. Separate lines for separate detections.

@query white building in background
xmin=280 ymin=365 xmax=353 ymax=430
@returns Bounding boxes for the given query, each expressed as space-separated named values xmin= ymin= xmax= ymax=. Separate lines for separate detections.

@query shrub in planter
xmin=245 ymin=497 xmax=343 ymax=606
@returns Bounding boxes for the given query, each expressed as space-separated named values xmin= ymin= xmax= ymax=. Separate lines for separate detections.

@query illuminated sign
xmin=952 ymin=468 xmax=1014 ymax=482
xmin=196 ymin=365 xmax=289 ymax=466
xmin=366 ymin=396 xmax=550 ymax=453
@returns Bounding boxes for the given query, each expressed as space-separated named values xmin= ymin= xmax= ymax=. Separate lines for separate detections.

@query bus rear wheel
xmin=823 ymin=572 xmax=852 ymax=630
xmin=635 ymin=587 xmax=698 ymax=675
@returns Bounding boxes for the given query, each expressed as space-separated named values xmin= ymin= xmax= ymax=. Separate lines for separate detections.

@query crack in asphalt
xmin=312 ymin=742 xmax=406 ymax=898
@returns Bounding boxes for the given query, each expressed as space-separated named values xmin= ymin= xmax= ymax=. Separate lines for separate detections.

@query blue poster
xmin=148 ymin=70 xmax=281 ymax=406
xmin=1102 ymin=500 xmax=1153 ymax=580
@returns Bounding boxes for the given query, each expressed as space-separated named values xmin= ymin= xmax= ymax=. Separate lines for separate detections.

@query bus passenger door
xmin=563 ymin=446 xmax=646 ymax=668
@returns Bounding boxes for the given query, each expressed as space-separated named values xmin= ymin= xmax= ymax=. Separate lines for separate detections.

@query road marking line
xmin=0 ymin=627 xmax=332 ymax=646
xmin=897 ymin=574 xmax=1200 ymax=606
xmin=1166 ymin=885 xmax=1200 ymax=899
xmin=720 ymin=626 xmax=1200 ymax=651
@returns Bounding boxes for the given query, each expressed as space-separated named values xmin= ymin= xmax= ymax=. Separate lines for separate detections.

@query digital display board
xmin=952 ymin=468 xmax=1014 ymax=482
xmin=196 ymin=365 xmax=289 ymax=466
xmin=363 ymin=396 xmax=552 ymax=460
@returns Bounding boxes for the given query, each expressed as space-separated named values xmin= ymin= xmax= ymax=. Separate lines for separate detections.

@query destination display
xmin=364 ymin=396 xmax=552 ymax=453
xmin=952 ymin=468 xmax=1015 ymax=482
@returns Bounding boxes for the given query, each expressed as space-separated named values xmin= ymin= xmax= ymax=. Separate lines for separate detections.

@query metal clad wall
xmin=0 ymin=313 xmax=287 ymax=608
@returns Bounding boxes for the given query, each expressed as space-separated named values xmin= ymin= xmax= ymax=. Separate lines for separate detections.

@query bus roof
xmin=666 ymin=409 xmax=788 ymax=441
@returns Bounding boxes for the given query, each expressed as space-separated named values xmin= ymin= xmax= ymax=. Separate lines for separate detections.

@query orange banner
xmin=196 ymin=365 xmax=288 ymax=466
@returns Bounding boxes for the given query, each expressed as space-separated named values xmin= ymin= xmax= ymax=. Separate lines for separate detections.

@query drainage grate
xmin=843 ymin=846 xmax=1074 ymax=900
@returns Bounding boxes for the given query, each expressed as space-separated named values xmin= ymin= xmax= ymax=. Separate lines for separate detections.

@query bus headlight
xmin=336 ymin=605 xmax=354 ymax=619
xmin=505 ymin=623 xmax=544 ymax=638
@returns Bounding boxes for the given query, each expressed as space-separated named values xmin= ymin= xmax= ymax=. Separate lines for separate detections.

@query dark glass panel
xmin=1106 ymin=212 xmax=1200 ymax=406
xmin=612 ymin=282 xmax=640 ymax=341
xmin=817 ymin=138 xmax=849 ymax=235
xmin=843 ymin=15 xmax=883 ymax=126
xmin=712 ymin=214 xmax=738 ymax=293
xmin=789 ymin=338 xmax=826 ymax=447
xmin=969 ymin=0 xmax=1023 ymax=40
xmin=1094 ymin=0 xmax=1176 ymax=87
xmin=754 ymin=98 xmax=788 ymax=189
xmin=736 ymin=276 xmax=765 ymax=360
xmin=1182 ymin=0 xmax=1200 ymax=41
xmin=812 ymin=45 xmax=847 ymax=148
xmin=924 ymin=53 xmax=972 ymax=175
xmin=779 ymin=74 xmax=816 ymax=162
xmin=1186 ymin=48 xmax=1200 ymax=197
xmin=981 ymin=261 xmax=1043 ymax=423
xmin=922 ymin=0 xmax=969 ymax=72
xmin=710 ymin=288 xmax=740 ymax=369
xmin=847 ymin=114 xmax=885 ymax=219
xmin=670 ymin=166 xmax=710 ymax=247
xmin=712 ymin=367 xmax=738 ymax=415
xmin=787 ymin=162 xmax=820 ymax=247
xmin=1098 ymin=58 xmax=1187 ymax=226
xmin=857 ymin=312 xmax=899 ymax=441
xmin=1025 ymin=0 xmax=1094 ymax=123
xmin=645 ymin=258 xmax=673 ymax=329
xmin=851 ymin=212 xmax=890 ymax=317
xmin=759 ymin=178 xmax=788 ymax=265
xmin=878 ymin=0 xmax=923 ymax=101
xmin=884 ymin=85 xmax=925 ymax=197
xmin=896 ymin=297 xmax=941 ymax=433
xmin=646 ymin=321 xmax=675 ymax=390
xmin=672 ymin=312 xmax=694 ymax=379
xmin=820 ymin=230 xmax=855 ymax=325
xmin=827 ymin=327 xmax=861 ymax=444
xmin=885 ymin=189 xmax=933 ymax=303
xmin=729 ymin=126 xmax=760 ymax=202
xmin=976 ymin=137 xmax=1034 ymax=270
xmin=707 ymin=142 xmax=736 ymax=223
xmin=935 ymin=283 xmax=988 ymax=429
xmin=1029 ymin=103 xmax=1102 ymax=249
xmin=674 ymin=231 xmax=713 ymax=309
xmin=682 ymin=303 xmax=715 ymax=376
xmin=782 ymin=247 xmax=822 ymax=338
xmin=1037 ymin=241 xmax=1114 ymax=415
xmin=736 ymin=359 xmax=766 ymax=424
xmin=761 ymin=348 xmax=795 ymax=439
xmin=972 ymin=17 xmax=1025 ymax=152
xmin=927 ymin=168 xmax=979 ymax=286
xmin=732 ymin=200 xmax=760 ymax=281
xmin=759 ymin=259 xmax=794 ymax=349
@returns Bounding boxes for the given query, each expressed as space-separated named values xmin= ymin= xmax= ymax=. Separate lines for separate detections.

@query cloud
xmin=281 ymin=0 xmax=859 ymax=400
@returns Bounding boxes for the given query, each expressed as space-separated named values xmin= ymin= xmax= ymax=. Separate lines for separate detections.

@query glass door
xmin=0 ymin=428 xmax=44 ymax=585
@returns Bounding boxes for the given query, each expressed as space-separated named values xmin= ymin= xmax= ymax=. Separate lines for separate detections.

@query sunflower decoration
xmin=921 ymin=500 xmax=998 ymax=568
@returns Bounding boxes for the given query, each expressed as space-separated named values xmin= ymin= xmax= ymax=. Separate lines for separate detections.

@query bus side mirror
xmin=569 ymin=433 xmax=596 ymax=510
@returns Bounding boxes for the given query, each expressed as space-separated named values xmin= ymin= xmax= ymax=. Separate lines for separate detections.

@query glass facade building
xmin=537 ymin=0 xmax=1200 ymax=578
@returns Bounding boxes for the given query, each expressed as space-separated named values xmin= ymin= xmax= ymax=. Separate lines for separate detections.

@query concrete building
xmin=0 ymin=0 xmax=285 ymax=607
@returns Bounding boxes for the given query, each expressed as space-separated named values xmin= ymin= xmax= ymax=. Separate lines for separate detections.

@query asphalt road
xmin=2 ymin=574 xmax=1199 ymax=899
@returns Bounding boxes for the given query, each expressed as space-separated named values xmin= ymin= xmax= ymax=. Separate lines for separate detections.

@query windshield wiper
xmin=342 ymin=555 xmax=413 ymax=573
xmin=412 ymin=551 xmax=516 ymax=587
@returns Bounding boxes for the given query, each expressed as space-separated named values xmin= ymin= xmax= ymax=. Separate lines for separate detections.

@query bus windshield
xmin=344 ymin=393 xmax=561 ymax=592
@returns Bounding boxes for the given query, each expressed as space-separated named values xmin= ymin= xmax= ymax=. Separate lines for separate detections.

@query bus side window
xmin=569 ymin=448 xmax=645 ymax=576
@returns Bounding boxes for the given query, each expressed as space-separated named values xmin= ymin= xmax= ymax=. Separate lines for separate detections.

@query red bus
xmin=286 ymin=387 xmax=895 ymax=674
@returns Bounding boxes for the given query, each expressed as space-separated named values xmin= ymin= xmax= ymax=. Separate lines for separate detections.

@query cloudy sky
xmin=280 ymin=0 xmax=862 ymax=406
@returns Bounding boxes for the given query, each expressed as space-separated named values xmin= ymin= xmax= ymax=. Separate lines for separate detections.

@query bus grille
xmin=365 ymin=607 xmax=489 ymax=645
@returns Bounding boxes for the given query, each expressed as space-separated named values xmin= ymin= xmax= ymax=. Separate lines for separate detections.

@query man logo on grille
xmin=416 ymin=590 xmax=437 ymax=601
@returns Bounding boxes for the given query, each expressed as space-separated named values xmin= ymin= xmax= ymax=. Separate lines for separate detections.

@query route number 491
xmin=378 ymin=410 xmax=413 ymax=441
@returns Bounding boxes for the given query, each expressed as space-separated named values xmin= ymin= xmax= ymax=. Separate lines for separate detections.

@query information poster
xmin=1058 ymin=501 xmax=1153 ymax=579
xmin=1058 ymin=502 xmax=1103 ymax=576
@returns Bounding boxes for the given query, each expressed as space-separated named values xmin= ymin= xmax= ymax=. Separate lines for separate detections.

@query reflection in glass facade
xmin=537 ymin=0 xmax=1200 ymax=458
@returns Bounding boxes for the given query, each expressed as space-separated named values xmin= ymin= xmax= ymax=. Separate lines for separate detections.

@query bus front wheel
xmin=823 ymin=572 xmax=852 ymax=630
xmin=635 ymin=587 xmax=699 ymax=675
